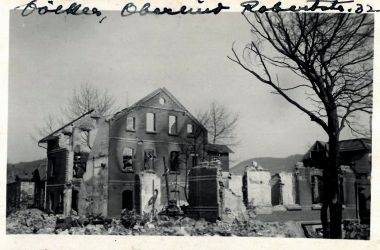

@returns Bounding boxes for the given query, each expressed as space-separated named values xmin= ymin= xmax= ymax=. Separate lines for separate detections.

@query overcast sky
xmin=7 ymin=11 xmax=369 ymax=164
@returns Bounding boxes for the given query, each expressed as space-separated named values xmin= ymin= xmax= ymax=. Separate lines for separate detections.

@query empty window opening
xmin=170 ymin=151 xmax=180 ymax=172
xmin=58 ymin=192 xmax=64 ymax=214
xmin=144 ymin=149 xmax=156 ymax=171
xmin=122 ymin=190 xmax=134 ymax=211
xmin=72 ymin=189 xmax=79 ymax=212
xmin=187 ymin=124 xmax=193 ymax=134
xmin=159 ymin=97 xmax=166 ymax=105
xmin=49 ymin=193 xmax=54 ymax=212
xmin=49 ymin=158 xmax=56 ymax=177
xmin=190 ymin=153 xmax=198 ymax=168
xmin=73 ymin=152 xmax=86 ymax=178
xmin=126 ymin=117 xmax=136 ymax=131
xmin=169 ymin=115 xmax=177 ymax=134
xmin=271 ymin=174 xmax=283 ymax=206
xmin=146 ymin=113 xmax=156 ymax=132
xmin=122 ymin=147 xmax=134 ymax=172
xmin=79 ymin=130 xmax=90 ymax=147
xmin=311 ymin=175 xmax=323 ymax=204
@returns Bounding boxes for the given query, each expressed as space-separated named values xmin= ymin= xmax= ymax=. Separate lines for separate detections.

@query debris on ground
xmin=6 ymin=209 xmax=56 ymax=234
xmin=343 ymin=221 xmax=370 ymax=240
xmin=7 ymin=208 xmax=306 ymax=237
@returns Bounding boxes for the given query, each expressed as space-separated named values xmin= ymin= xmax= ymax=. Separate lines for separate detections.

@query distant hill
xmin=230 ymin=154 xmax=303 ymax=175
xmin=7 ymin=159 xmax=47 ymax=183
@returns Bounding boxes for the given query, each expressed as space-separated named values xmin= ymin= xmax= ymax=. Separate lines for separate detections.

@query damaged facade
xmin=232 ymin=138 xmax=371 ymax=222
xmin=38 ymin=88 xmax=232 ymax=218
xmin=7 ymin=159 xmax=47 ymax=214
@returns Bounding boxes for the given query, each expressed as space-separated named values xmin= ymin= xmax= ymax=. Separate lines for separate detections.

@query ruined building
xmin=230 ymin=138 xmax=371 ymax=222
xmin=6 ymin=159 xmax=46 ymax=214
xmin=38 ymin=88 xmax=232 ymax=217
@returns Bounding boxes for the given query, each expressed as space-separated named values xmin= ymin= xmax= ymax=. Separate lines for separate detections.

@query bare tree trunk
xmin=322 ymin=108 xmax=342 ymax=238
xmin=328 ymin=133 xmax=342 ymax=239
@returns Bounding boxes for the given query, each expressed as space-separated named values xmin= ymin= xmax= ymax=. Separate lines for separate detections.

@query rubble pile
xmin=6 ymin=208 xmax=302 ymax=237
xmin=6 ymin=209 xmax=56 ymax=234
xmin=343 ymin=221 xmax=370 ymax=240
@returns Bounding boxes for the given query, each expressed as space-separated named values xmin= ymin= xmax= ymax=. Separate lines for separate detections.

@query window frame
xmin=73 ymin=152 xmax=87 ymax=178
xmin=122 ymin=147 xmax=135 ymax=172
xmin=168 ymin=115 xmax=178 ymax=135
xmin=146 ymin=112 xmax=156 ymax=133
xmin=126 ymin=116 xmax=136 ymax=132
xmin=186 ymin=123 xmax=193 ymax=135
xmin=169 ymin=151 xmax=180 ymax=173
xmin=144 ymin=149 xmax=156 ymax=172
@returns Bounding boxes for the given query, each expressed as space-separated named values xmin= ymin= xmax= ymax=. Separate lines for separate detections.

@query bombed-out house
xmin=230 ymin=138 xmax=371 ymax=222
xmin=6 ymin=159 xmax=47 ymax=214
xmin=38 ymin=88 xmax=232 ymax=217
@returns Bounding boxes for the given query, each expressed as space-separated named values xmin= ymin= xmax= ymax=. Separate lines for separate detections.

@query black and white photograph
xmin=2 ymin=0 xmax=377 ymax=245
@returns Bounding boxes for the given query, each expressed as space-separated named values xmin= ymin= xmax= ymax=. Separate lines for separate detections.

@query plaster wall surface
xmin=279 ymin=172 xmax=295 ymax=205
xmin=246 ymin=170 xmax=271 ymax=207
xmin=229 ymin=175 xmax=243 ymax=196
xmin=139 ymin=172 xmax=162 ymax=213
xmin=224 ymin=189 xmax=246 ymax=214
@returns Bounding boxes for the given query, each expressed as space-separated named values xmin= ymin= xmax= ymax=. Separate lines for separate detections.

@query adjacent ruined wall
xmin=224 ymin=189 xmax=246 ymax=215
xmin=229 ymin=175 xmax=243 ymax=196
xmin=188 ymin=166 xmax=222 ymax=221
xmin=342 ymin=172 xmax=357 ymax=207
xmin=244 ymin=170 xmax=272 ymax=207
xmin=20 ymin=182 xmax=35 ymax=208
xmin=45 ymin=115 xmax=110 ymax=216
xmin=73 ymin=156 xmax=109 ymax=216
xmin=46 ymin=146 xmax=68 ymax=214
xmin=296 ymin=165 xmax=313 ymax=207
xmin=74 ymin=118 xmax=109 ymax=216
xmin=279 ymin=172 xmax=295 ymax=205
xmin=139 ymin=173 xmax=162 ymax=213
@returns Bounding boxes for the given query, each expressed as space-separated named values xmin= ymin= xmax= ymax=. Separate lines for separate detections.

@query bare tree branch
xmin=229 ymin=12 xmax=373 ymax=239
xmin=197 ymin=101 xmax=239 ymax=147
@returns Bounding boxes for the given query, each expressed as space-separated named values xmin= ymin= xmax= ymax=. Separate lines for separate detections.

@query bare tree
xmin=64 ymin=83 xmax=116 ymax=119
xmin=30 ymin=114 xmax=62 ymax=143
xmin=32 ymin=83 xmax=117 ymax=141
xmin=198 ymin=101 xmax=239 ymax=146
xmin=229 ymin=13 xmax=373 ymax=238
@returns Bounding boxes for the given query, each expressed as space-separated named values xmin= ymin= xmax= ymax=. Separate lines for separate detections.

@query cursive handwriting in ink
xmin=240 ymin=0 xmax=380 ymax=14
xmin=121 ymin=1 xmax=230 ymax=16
xmin=15 ymin=0 xmax=107 ymax=23
xmin=14 ymin=0 xmax=380 ymax=23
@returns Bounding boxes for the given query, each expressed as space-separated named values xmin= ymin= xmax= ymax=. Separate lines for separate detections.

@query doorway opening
xmin=122 ymin=190 xmax=133 ymax=211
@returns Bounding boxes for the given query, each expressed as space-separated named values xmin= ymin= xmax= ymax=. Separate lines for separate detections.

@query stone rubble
xmin=6 ymin=208 xmax=303 ymax=237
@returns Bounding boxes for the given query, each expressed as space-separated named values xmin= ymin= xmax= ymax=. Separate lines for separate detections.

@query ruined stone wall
xmin=139 ymin=173 xmax=162 ymax=214
xmin=229 ymin=175 xmax=243 ymax=196
xmin=74 ymin=156 xmax=109 ymax=216
xmin=188 ymin=167 xmax=221 ymax=221
xmin=75 ymin=118 xmax=109 ymax=217
xmin=224 ymin=189 xmax=246 ymax=215
xmin=342 ymin=172 xmax=356 ymax=206
xmin=296 ymin=166 xmax=313 ymax=207
xmin=44 ymin=115 xmax=110 ymax=216
xmin=245 ymin=170 xmax=271 ymax=207
xmin=20 ymin=182 xmax=35 ymax=208
xmin=46 ymin=148 xmax=68 ymax=213
xmin=279 ymin=172 xmax=295 ymax=205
